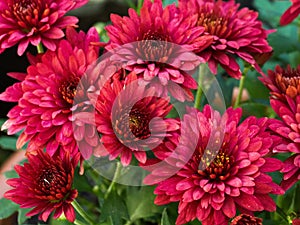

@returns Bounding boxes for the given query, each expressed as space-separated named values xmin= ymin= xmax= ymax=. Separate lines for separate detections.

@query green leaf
xmin=0 ymin=198 xmax=19 ymax=219
xmin=99 ymin=190 xmax=129 ymax=225
xmin=126 ymin=186 xmax=161 ymax=222
xmin=268 ymin=26 xmax=300 ymax=56
xmin=163 ymin=0 xmax=177 ymax=6
xmin=254 ymin=0 xmax=291 ymax=27
xmin=0 ymin=119 xmax=6 ymax=127
xmin=0 ymin=135 xmax=17 ymax=151
xmin=93 ymin=22 xmax=110 ymax=43
xmin=18 ymin=208 xmax=31 ymax=225
xmin=50 ymin=218 xmax=74 ymax=225
xmin=4 ymin=169 xmax=19 ymax=179
xmin=240 ymin=102 xmax=275 ymax=118
xmin=275 ymin=185 xmax=299 ymax=224
xmin=291 ymin=183 xmax=300 ymax=213
xmin=161 ymin=208 xmax=171 ymax=225
xmin=244 ymin=71 xmax=270 ymax=101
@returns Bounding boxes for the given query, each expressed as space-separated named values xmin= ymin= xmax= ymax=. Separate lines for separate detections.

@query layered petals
xmin=178 ymin=0 xmax=273 ymax=78
xmin=260 ymin=64 xmax=300 ymax=190
xmin=105 ymin=0 xmax=212 ymax=101
xmin=4 ymin=149 xmax=79 ymax=222
xmin=145 ymin=105 xmax=283 ymax=225
xmin=0 ymin=27 xmax=101 ymax=159
xmin=95 ymin=72 xmax=180 ymax=166
xmin=0 ymin=0 xmax=88 ymax=55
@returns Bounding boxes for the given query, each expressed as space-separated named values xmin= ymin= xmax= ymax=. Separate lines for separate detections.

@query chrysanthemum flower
xmin=105 ymin=0 xmax=213 ymax=101
xmin=0 ymin=0 xmax=88 ymax=55
xmin=178 ymin=0 xmax=273 ymax=78
xmin=144 ymin=105 xmax=284 ymax=225
xmin=95 ymin=72 xmax=180 ymax=166
xmin=0 ymin=27 xmax=101 ymax=159
xmin=260 ymin=64 xmax=300 ymax=190
xmin=230 ymin=214 xmax=263 ymax=225
xmin=260 ymin=65 xmax=300 ymax=100
xmin=280 ymin=0 xmax=300 ymax=26
xmin=293 ymin=218 xmax=300 ymax=225
xmin=4 ymin=149 xmax=79 ymax=222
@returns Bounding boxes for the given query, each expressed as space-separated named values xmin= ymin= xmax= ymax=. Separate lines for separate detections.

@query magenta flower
xmin=95 ymin=72 xmax=179 ymax=166
xmin=178 ymin=0 xmax=273 ymax=78
xmin=0 ymin=0 xmax=88 ymax=55
xmin=0 ymin=27 xmax=101 ymax=159
xmin=293 ymin=218 xmax=300 ymax=225
xmin=144 ymin=105 xmax=284 ymax=225
xmin=105 ymin=0 xmax=213 ymax=101
xmin=230 ymin=214 xmax=263 ymax=225
xmin=4 ymin=150 xmax=79 ymax=222
xmin=260 ymin=64 xmax=300 ymax=190
xmin=280 ymin=0 xmax=300 ymax=26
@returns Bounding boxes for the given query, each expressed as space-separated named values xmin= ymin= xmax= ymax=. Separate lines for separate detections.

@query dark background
xmin=0 ymin=0 xmax=130 ymax=118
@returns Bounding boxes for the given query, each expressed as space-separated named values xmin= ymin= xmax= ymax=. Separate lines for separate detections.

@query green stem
xmin=194 ymin=64 xmax=205 ymax=109
xmin=74 ymin=219 xmax=88 ymax=225
xmin=297 ymin=18 xmax=300 ymax=42
xmin=125 ymin=0 xmax=136 ymax=9
xmin=124 ymin=220 xmax=133 ymax=225
xmin=136 ymin=0 xmax=143 ymax=13
xmin=72 ymin=200 xmax=95 ymax=225
xmin=104 ymin=162 xmax=122 ymax=199
xmin=276 ymin=205 xmax=290 ymax=223
xmin=37 ymin=43 xmax=44 ymax=54
xmin=233 ymin=67 xmax=248 ymax=108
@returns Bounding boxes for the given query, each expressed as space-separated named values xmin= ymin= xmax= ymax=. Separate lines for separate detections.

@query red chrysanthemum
xmin=178 ymin=0 xmax=273 ymax=78
xmin=95 ymin=72 xmax=180 ymax=166
xmin=293 ymin=218 xmax=300 ymax=225
xmin=4 ymin=149 xmax=79 ymax=222
xmin=105 ymin=0 xmax=213 ymax=102
xmin=144 ymin=105 xmax=284 ymax=225
xmin=260 ymin=65 xmax=300 ymax=190
xmin=280 ymin=0 xmax=300 ymax=26
xmin=230 ymin=214 xmax=263 ymax=225
xmin=0 ymin=0 xmax=88 ymax=55
xmin=0 ymin=27 xmax=101 ymax=159
xmin=260 ymin=65 xmax=300 ymax=100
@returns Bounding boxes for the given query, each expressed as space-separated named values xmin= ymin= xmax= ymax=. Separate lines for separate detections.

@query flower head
xmin=280 ymin=0 xmax=300 ymax=26
xmin=0 ymin=27 xmax=101 ymax=159
xmin=260 ymin=64 xmax=300 ymax=190
xmin=260 ymin=65 xmax=300 ymax=100
xmin=105 ymin=0 xmax=213 ymax=101
xmin=145 ymin=105 xmax=284 ymax=225
xmin=4 ymin=149 xmax=79 ymax=222
xmin=293 ymin=218 xmax=300 ymax=225
xmin=230 ymin=214 xmax=263 ymax=225
xmin=0 ymin=0 xmax=88 ymax=55
xmin=95 ymin=71 xmax=179 ymax=166
xmin=178 ymin=0 xmax=273 ymax=78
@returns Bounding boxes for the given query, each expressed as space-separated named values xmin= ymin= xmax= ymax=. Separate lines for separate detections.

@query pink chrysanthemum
xmin=0 ymin=27 xmax=101 ymax=160
xmin=95 ymin=72 xmax=180 ymax=166
xmin=178 ymin=0 xmax=273 ymax=78
xmin=230 ymin=214 xmax=263 ymax=225
xmin=144 ymin=105 xmax=284 ymax=225
xmin=280 ymin=0 xmax=300 ymax=26
xmin=105 ymin=0 xmax=213 ymax=102
xmin=4 ymin=149 xmax=79 ymax=222
xmin=260 ymin=65 xmax=300 ymax=190
xmin=0 ymin=0 xmax=88 ymax=55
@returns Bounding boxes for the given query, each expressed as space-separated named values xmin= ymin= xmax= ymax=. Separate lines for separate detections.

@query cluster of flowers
xmin=0 ymin=0 xmax=299 ymax=224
